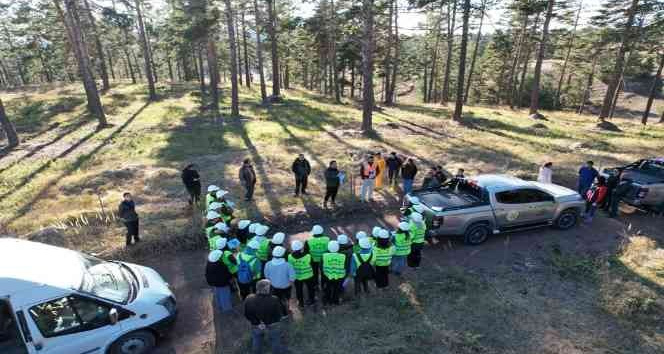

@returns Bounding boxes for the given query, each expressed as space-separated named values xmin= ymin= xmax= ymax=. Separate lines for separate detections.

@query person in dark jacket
xmin=401 ymin=158 xmax=418 ymax=194
xmin=239 ymin=158 xmax=257 ymax=202
xmin=181 ymin=164 xmax=201 ymax=205
xmin=603 ymin=173 xmax=620 ymax=211
xmin=386 ymin=152 xmax=402 ymax=187
xmin=291 ymin=154 xmax=311 ymax=196
xmin=434 ymin=165 xmax=447 ymax=184
xmin=244 ymin=280 xmax=288 ymax=354
xmin=206 ymin=249 xmax=235 ymax=313
xmin=118 ymin=192 xmax=140 ymax=246
xmin=421 ymin=167 xmax=440 ymax=189
xmin=610 ymin=178 xmax=633 ymax=218
xmin=324 ymin=160 xmax=341 ymax=208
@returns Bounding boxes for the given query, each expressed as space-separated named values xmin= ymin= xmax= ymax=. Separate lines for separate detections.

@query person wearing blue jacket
xmin=577 ymin=161 xmax=599 ymax=196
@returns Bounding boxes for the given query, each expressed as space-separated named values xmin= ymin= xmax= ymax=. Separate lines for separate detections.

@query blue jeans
xmin=251 ymin=324 xmax=287 ymax=354
xmin=403 ymin=179 xmax=414 ymax=194
xmin=391 ymin=255 xmax=406 ymax=275
xmin=214 ymin=286 xmax=232 ymax=313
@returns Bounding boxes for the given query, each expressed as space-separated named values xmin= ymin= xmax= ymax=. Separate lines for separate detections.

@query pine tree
xmin=0 ymin=98 xmax=19 ymax=148
xmin=453 ymin=0 xmax=471 ymax=121
xmin=361 ymin=0 xmax=375 ymax=133
xmin=528 ymin=0 xmax=555 ymax=117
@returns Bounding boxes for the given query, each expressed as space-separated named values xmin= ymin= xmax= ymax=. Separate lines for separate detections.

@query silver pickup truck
xmin=404 ymin=174 xmax=586 ymax=245
xmin=600 ymin=158 xmax=664 ymax=211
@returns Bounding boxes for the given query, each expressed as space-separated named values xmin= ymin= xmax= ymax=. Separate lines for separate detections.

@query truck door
xmin=0 ymin=299 xmax=29 ymax=354
xmin=23 ymin=295 xmax=123 ymax=354
xmin=494 ymin=189 xmax=555 ymax=228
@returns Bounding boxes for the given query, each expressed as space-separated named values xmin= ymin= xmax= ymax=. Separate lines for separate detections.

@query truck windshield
xmin=639 ymin=160 xmax=664 ymax=178
xmin=78 ymin=255 xmax=132 ymax=303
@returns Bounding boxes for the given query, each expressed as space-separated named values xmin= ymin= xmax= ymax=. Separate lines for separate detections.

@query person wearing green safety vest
xmin=351 ymin=238 xmax=375 ymax=295
xmin=322 ymin=241 xmax=346 ymax=305
xmin=215 ymin=189 xmax=234 ymax=223
xmin=250 ymin=224 xmax=271 ymax=274
xmin=391 ymin=222 xmax=412 ymax=276
xmin=408 ymin=212 xmax=427 ymax=269
xmin=353 ymin=231 xmax=368 ymax=253
xmin=268 ymin=232 xmax=287 ymax=261
xmin=237 ymin=239 xmax=262 ymax=299
xmin=288 ymin=240 xmax=316 ymax=307
xmin=204 ymin=210 xmax=222 ymax=236
xmin=304 ymin=224 xmax=330 ymax=290
xmin=373 ymin=229 xmax=395 ymax=289
xmin=205 ymin=185 xmax=220 ymax=209
xmin=208 ymin=222 xmax=229 ymax=250
xmin=234 ymin=219 xmax=252 ymax=246
xmin=222 ymin=239 xmax=239 ymax=275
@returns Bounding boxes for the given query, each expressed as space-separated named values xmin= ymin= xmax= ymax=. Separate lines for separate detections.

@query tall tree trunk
xmin=642 ymin=53 xmax=664 ymax=125
xmin=241 ymin=7 xmax=251 ymax=88
xmin=427 ymin=5 xmax=444 ymax=103
xmin=330 ymin=0 xmax=340 ymax=102
xmin=529 ymin=0 xmax=555 ymax=116
xmin=350 ymin=63 xmax=355 ymax=98
xmin=224 ymin=0 xmax=240 ymax=116
xmin=599 ymin=0 xmax=639 ymax=120
xmin=234 ymin=14 xmax=243 ymax=86
xmin=266 ymin=0 xmax=280 ymax=98
xmin=422 ymin=60 xmax=428 ymax=103
xmin=54 ymin=0 xmax=106 ymax=126
xmin=464 ymin=0 xmax=485 ymax=103
xmin=107 ymin=48 xmax=116 ymax=80
xmin=554 ymin=1 xmax=582 ymax=108
xmin=660 ymin=109 xmax=664 ymax=123
xmin=388 ymin=0 xmax=399 ymax=104
xmin=578 ymin=53 xmax=597 ymax=114
xmin=147 ymin=32 xmax=158 ymax=83
xmin=383 ymin=0 xmax=393 ymax=105
xmin=207 ymin=37 xmax=220 ymax=119
xmin=516 ymin=12 xmax=540 ymax=107
xmin=82 ymin=0 xmax=109 ymax=91
xmin=609 ymin=78 xmax=623 ymax=119
xmin=361 ymin=0 xmax=374 ymax=133
xmin=441 ymin=0 xmax=457 ymax=104
xmin=134 ymin=0 xmax=156 ymax=101
xmin=0 ymin=98 xmax=19 ymax=148
xmin=507 ymin=14 xmax=528 ymax=107
xmin=123 ymin=48 xmax=136 ymax=84
xmin=452 ymin=0 xmax=470 ymax=121
xmin=167 ymin=56 xmax=174 ymax=82
xmin=198 ymin=43 xmax=206 ymax=93
xmin=253 ymin=0 xmax=267 ymax=104
xmin=132 ymin=51 xmax=143 ymax=79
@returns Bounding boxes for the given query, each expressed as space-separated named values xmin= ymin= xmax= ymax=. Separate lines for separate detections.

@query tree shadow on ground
xmin=4 ymin=95 xmax=86 ymax=135
xmin=393 ymin=103 xmax=452 ymax=118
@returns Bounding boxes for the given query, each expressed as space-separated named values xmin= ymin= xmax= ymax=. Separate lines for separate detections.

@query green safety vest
xmin=205 ymin=226 xmax=215 ymax=239
xmin=208 ymin=235 xmax=223 ymax=250
xmin=288 ymin=254 xmax=314 ymax=281
xmin=353 ymin=252 xmax=374 ymax=267
xmin=240 ymin=252 xmax=261 ymax=280
xmin=410 ymin=221 xmax=426 ymax=244
xmin=373 ymin=245 xmax=394 ymax=266
xmin=222 ymin=250 xmax=238 ymax=274
xmin=307 ymin=235 xmax=330 ymax=262
xmin=257 ymin=238 xmax=270 ymax=261
xmin=322 ymin=252 xmax=346 ymax=280
xmin=206 ymin=193 xmax=217 ymax=208
xmin=394 ymin=232 xmax=412 ymax=256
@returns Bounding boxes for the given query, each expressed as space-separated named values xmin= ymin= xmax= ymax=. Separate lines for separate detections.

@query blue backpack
xmin=237 ymin=255 xmax=254 ymax=284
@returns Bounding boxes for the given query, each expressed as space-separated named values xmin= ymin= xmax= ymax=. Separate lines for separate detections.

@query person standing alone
xmin=118 ymin=192 xmax=140 ymax=246
xmin=181 ymin=164 xmax=202 ymax=205
xmin=291 ymin=154 xmax=311 ymax=196
xmin=324 ymin=160 xmax=341 ymax=208
xmin=537 ymin=162 xmax=553 ymax=184
xmin=239 ymin=158 xmax=257 ymax=202
xmin=401 ymin=158 xmax=418 ymax=195
xmin=359 ymin=154 xmax=380 ymax=202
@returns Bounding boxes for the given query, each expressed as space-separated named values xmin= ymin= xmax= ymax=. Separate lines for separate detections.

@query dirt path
xmin=142 ymin=209 xmax=664 ymax=353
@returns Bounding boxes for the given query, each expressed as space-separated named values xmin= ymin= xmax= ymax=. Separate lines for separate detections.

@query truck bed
xmin=414 ymin=188 xmax=486 ymax=211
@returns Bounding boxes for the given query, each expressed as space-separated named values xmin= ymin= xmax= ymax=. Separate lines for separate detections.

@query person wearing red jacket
xmin=584 ymin=176 xmax=608 ymax=222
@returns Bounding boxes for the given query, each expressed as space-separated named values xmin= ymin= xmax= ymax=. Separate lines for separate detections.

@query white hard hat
xmin=208 ymin=202 xmax=223 ymax=210
xmin=214 ymin=222 xmax=229 ymax=232
xmin=291 ymin=240 xmax=304 ymax=251
xmin=271 ymin=232 xmax=285 ymax=245
xmin=216 ymin=190 xmax=229 ymax=198
xmin=372 ymin=226 xmax=382 ymax=237
xmin=410 ymin=212 xmax=423 ymax=223
xmin=215 ymin=237 xmax=228 ymax=250
xmin=238 ymin=220 xmax=251 ymax=230
xmin=356 ymin=231 xmax=367 ymax=240
xmin=206 ymin=211 xmax=221 ymax=220
xmin=207 ymin=185 xmax=220 ymax=193
xmin=248 ymin=223 xmax=259 ymax=234
xmin=248 ymin=239 xmax=260 ymax=249
xmin=208 ymin=250 xmax=223 ymax=262
xmin=413 ymin=204 xmax=425 ymax=213
xmin=378 ymin=229 xmax=390 ymax=239
xmin=359 ymin=238 xmax=371 ymax=249
xmin=327 ymin=240 xmax=340 ymax=253
xmin=311 ymin=225 xmax=324 ymax=235
xmin=410 ymin=196 xmax=420 ymax=205
xmin=337 ymin=234 xmax=349 ymax=245
xmin=272 ymin=245 xmax=286 ymax=258
xmin=398 ymin=222 xmax=410 ymax=231
xmin=255 ymin=225 xmax=269 ymax=236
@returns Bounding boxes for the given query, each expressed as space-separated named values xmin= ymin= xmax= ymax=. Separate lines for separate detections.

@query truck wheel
xmin=110 ymin=330 xmax=156 ymax=354
xmin=555 ymin=209 xmax=578 ymax=230
xmin=464 ymin=223 xmax=491 ymax=245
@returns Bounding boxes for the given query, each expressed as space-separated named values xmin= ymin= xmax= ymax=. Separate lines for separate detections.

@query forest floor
xmin=1 ymin=82 xmax=664 ymax=353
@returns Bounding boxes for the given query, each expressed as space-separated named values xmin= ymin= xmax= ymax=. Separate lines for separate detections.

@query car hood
xmin=531 ymin=182 xmax=582 ymax=201
xmin=122 ymin=262 xmax=174 ymax=305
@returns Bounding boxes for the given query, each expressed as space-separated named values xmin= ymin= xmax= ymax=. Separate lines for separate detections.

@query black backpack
xmin=356 ymin=253 xmax=375 ymax=280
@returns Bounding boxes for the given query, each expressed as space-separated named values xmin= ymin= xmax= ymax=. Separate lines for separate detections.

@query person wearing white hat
xmin=403 ymin=196 xmax=421 ymax=217
xmin=373 ymin=229 xmax=395 ymax=288
xmin=208 ymin=222 xmax=229 ymax=250
xmin=269 ymin=232 xmax=287 ymax=261
xmin=408 ymin=212 xmax=427 ymax=269
xmin=206 ymin=185 xmax=221 ymax=208
xmin=336 ymin=234 xmax=353 ymax=266
xmin=322 ymin=241 xmax=346 ymax=305
xmin=232 ymin=219 xmax=252 ymax=246
xmin=205 ymin=211 xmax=222 ymax=238
xmin=391 ymin=222 xmax=412 ymax=275
xmin=252 ymin=225 xmax=272 ymax=270
xmin=353 ymin=231 xmax=368 ymax=253
xmin=351 ymin=237 xmax=375 ymax=295
xmin=214 ymin=190 xmax=234 ymax=223
xmin=205 ymin=249 xmax=234 ymax=313
xmin=236 ymin=239 xmax=263 ymax=299
xmin=305 ymin=225 xmax=330 ymax=289
xmin=288 ymin=240 xmax=315 ymax=307
xmin=264 ymin=246 xmax=296 ymax=312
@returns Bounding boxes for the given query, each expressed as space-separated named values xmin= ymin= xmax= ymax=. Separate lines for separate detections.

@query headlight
xmin=157 ymin=296 xmax=177 ymax=315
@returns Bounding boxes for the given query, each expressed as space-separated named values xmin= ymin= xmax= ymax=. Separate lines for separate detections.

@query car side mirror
xmin=109 ymin=308 xmax=119 ymax=325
